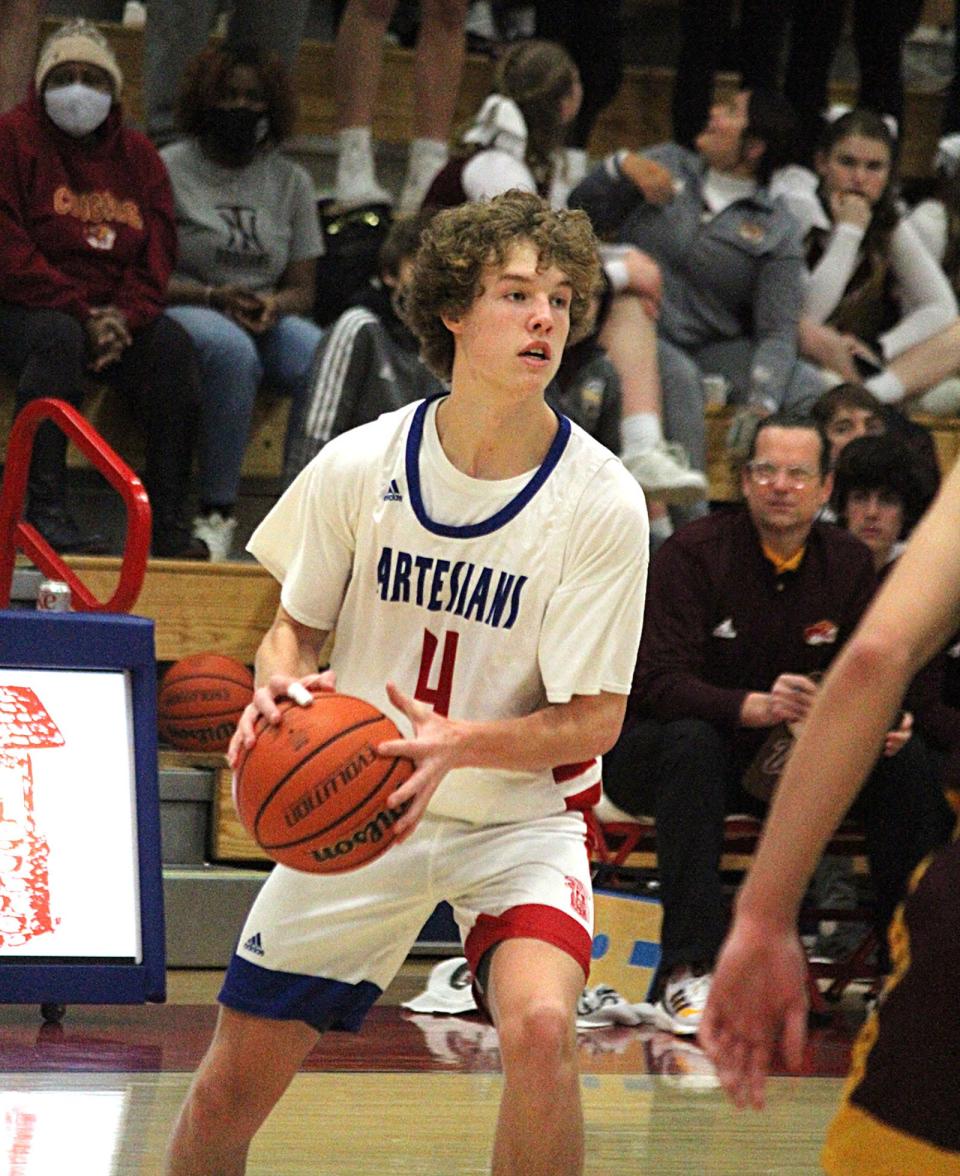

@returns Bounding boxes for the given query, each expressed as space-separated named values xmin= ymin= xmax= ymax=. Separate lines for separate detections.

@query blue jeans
xmin=165 ymin=307 xmax=323 ymax=507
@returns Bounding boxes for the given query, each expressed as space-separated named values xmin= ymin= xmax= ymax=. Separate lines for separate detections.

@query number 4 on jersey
xmin=414 ymin=629 xmax=459 ymax=716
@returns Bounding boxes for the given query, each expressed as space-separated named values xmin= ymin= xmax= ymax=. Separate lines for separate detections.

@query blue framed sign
xmin=0 ymin=610 xmax=165 ymax=1004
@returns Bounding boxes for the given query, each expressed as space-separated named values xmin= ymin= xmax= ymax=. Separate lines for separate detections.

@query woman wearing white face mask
xmin=0 ymin=19 xmax=208 ymax=558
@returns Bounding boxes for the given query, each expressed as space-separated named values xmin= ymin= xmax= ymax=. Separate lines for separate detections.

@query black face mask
xmin=204 ymin=106 xmax=267 ymax=157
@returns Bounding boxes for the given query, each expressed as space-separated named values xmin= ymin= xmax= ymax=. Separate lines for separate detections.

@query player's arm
xmin=701 ymin=457 xmax=960 ymax=1110
xmin=379 ymin=685 xmax=627 ymax=841
xmin=227 ymin=604 xmax=331 ymax=765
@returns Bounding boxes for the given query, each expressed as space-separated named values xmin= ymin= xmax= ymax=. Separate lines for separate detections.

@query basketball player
xmin=165 ymin=190 xmax=649 ymax=1176
xmin=701 ymin=455 xmax=960 ymax=1172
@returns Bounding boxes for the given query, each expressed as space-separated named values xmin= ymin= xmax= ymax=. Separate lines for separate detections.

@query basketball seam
xmin=161 ymin=673 xmax=253 ymax=691
xmin=260 ymin=753 xmax=408 ymax=850
xmin=238 ymin=710 xmax=388 ymax=830
xmin=159 ymin=706 xmax=248 ymax=721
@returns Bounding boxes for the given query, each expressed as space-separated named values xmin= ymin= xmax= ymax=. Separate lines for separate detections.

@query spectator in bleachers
xmin=161 ymin=43 xmax=324 ymax=561
xmin=570 ymin=90 xmax=823 ymax=477
xmin=332 ymin=0 xmax=469 ymax=214
xmin=0 ymin=0 xmax=44 ymax=113
xmin=832 ymin=434 xmax=958 ymax=786
xmin=283 ymin=210 xmax=444 ymax=487
xmin=545 ymin=284 xmax=622 ymax=458
xmin=0 ymin=19 xmax=207 ymax=558
xmin=601 ymin=411 xmax=951 ymax=1036
xmin=809 ymin=382 xmax=885 ymax=466
xmin=423 ymin=38 xmax=583 ymax=210
xmin=832 ymin=432 xmax=932 ymax=572
xmin=143 ymin=0 xmax=310 ymax=148
xmin=775 ymin=108 xmax=960 ymax=414
xmin=424 ymin=38 xmax=706 ymax=509
xmin=810 ymin=382 xmax=941 ymax=507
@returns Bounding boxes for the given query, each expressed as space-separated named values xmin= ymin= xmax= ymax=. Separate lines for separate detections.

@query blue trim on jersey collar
xmin=405 ymin=394 xmax=571 ymax=538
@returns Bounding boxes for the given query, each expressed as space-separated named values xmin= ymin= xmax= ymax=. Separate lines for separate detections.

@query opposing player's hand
xmin=699 ymin=915 xmax=808 ymax=1110
xmin=377 ymin=681 xmax=464 ymax=843
xmin=227 ymin=669 xmax=337 ymax=766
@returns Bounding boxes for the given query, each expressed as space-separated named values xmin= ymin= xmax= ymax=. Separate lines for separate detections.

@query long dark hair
xmin=808 ymin=109 xmax=900 ymax=339
xmin=451 ymin=40 xmax=578 ymax=196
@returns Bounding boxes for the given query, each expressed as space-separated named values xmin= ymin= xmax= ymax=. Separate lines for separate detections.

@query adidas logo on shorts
xmin=243 ymin=932 xmax=265 ymax=957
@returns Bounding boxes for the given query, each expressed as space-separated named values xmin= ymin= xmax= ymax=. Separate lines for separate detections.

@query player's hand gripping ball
xmin=232 ymin=687 xmax=413 ymax=872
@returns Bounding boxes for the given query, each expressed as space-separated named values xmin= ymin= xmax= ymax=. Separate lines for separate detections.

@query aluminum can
xmin=36 ymin=579 xmax=71 ymax=612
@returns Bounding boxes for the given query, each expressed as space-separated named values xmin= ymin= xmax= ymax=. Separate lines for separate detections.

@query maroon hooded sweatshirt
xmin=0 ymin=87 xmax=175 ymax=332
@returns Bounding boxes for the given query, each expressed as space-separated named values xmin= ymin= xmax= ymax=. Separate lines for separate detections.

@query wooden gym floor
xmin=0 ymin=961 xmax=865 ymax=1174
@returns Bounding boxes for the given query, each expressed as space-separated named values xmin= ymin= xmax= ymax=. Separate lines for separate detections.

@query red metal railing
xmin=0 ymin=398 xmax=151 ymax=612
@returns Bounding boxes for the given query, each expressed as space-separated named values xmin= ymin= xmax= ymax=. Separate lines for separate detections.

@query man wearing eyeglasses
xmin=602 ymin=411 xmax=949 ymax=1038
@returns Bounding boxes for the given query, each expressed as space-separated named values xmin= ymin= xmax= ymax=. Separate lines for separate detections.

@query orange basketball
xmin=232 ymin=688 xmax=413 ymax=873
xmin=158 ymin=653 xmax=254 ymax=753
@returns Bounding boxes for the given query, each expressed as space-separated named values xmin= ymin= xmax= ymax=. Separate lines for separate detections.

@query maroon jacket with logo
xmin=0 ymin=89 xmax=175 ymax=331
xmin=631 ymin=507 xmax=877 ymax=761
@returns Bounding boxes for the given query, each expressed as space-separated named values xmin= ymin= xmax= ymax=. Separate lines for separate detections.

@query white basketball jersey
xmin=248 ymin=397 xmax=648 ymax=824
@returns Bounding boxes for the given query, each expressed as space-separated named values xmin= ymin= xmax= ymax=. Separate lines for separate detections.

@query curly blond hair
xmin=406 ymin=190 xmax=603 ymax=382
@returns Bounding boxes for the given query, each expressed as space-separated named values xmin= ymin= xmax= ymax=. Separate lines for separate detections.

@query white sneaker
xmin=649 ymin=968 xmax=712 ymax=1037
xmin=191 ymin=511 xmax=237 ymax=562
xmin=334 ymin=128 xmax=393 ymax=210
xmin=397 ymin=138 xmax=448 ymax=215
xmin=575 ymin=984 xmax=643 ymax=1029
xmin=621 ymin=442 xmax=708 ymax=505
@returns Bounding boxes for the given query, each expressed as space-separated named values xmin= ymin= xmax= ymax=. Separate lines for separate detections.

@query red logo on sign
xmin=0 ymin=686 xmax=64 ymax=947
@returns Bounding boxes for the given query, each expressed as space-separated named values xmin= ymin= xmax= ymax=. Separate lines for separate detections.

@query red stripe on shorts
xmin=464 ymin=903 xmax=593 ymax=984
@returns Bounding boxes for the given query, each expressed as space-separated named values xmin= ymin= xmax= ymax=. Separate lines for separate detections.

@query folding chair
xmin=587 ymin=796 xmax=879 ymax=1016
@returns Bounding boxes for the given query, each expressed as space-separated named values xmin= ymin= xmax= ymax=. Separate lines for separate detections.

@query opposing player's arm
xmin=379 ymin=686 xmax=627 ymax=841
xmin=702 ymin=457 xmax=960 ymax=1109
xmin=227 ymin=605 xmax=332 ymax=764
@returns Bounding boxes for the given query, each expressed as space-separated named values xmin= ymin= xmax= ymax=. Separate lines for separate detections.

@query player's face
xmin=742 ymin=426 xmax=832 ymax=538
xmin=444 ymin=241 xmax=572 ymax=398
xmin=845 ymin=487 xmax=904 ymax=566
xmin=818 ymin=133 xmax=891 ymax=206
xmin=825 ymin=406 xmax=885 ymax=463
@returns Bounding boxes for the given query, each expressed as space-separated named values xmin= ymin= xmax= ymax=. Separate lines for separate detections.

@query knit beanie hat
xmin=35 ymin=19 xmax=123 ymax=97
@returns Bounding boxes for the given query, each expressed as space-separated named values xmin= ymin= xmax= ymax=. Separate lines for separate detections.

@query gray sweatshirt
xmin=570 ymin=143 xmax=806 ymax=406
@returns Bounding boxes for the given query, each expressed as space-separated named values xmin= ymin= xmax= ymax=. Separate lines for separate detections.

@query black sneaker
xmin=26 ymin=503 xmax=110 ymax=555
